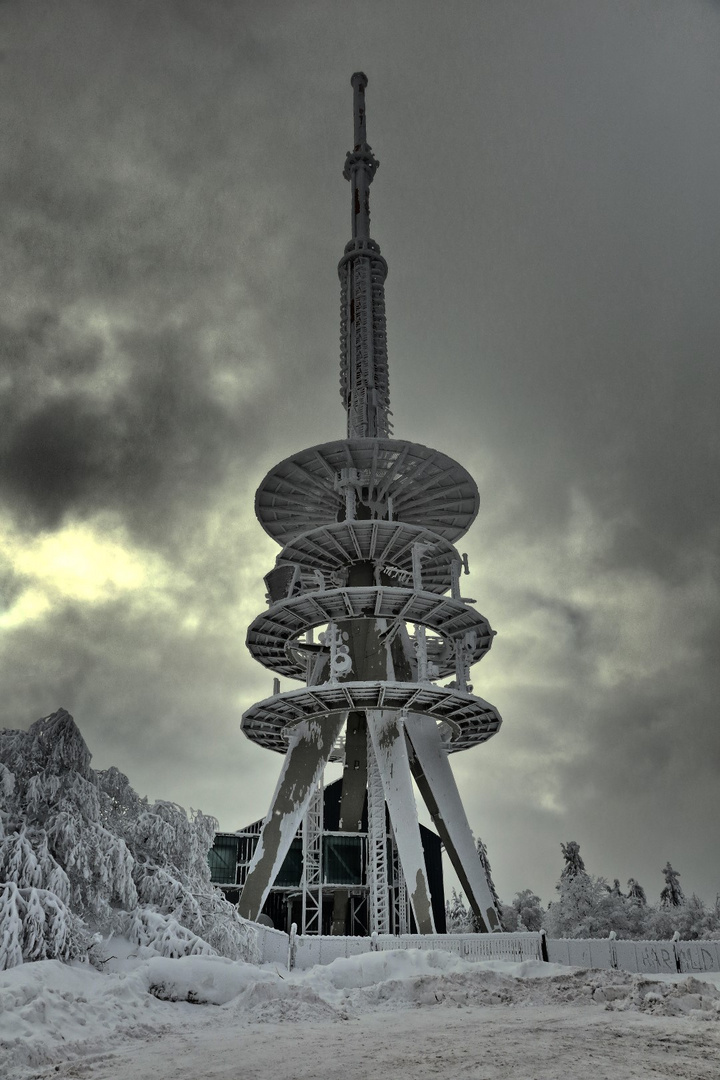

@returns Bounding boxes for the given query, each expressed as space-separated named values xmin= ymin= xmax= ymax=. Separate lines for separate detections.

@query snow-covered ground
xmin=2 ymin=946 xmax=720 ymax=1080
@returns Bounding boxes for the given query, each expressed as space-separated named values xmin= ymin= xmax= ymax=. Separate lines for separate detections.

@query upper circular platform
xmin=255 ymin=438 xmax=479 ymax=546
xmin=273 ymin=520 xmax=460 ymax=595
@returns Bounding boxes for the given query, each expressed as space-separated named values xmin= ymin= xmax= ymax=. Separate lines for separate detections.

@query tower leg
xmin=331 ymin=710 xmax=369 ymax=934
xmin=237 ymin=713 xmax=345 ymax=922
xmin=366 ymin=710 xmax=435 ymax=934
xmin=405 ymin=713 xmax=501 ymax=932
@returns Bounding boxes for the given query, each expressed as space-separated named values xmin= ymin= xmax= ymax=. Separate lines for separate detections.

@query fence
xmin=243 ymin=919 xmax=291 ymax=966
xmin=247 ymin=926 xmax=544 ymax=970
xmin=546 ymin=937 xmax=720 ymax=975
xmin=290 ymin=929 xmax=544 ymax=970
xmin=247 ymin=923 xmax=720 ymax=974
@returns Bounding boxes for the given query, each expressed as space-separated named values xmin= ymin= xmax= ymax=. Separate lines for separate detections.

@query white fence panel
xmin=546 ymin=939 xmax=571 ymax=965
xmin=244 ymin=920 xmax=290 ymax=965
xmin=634 ymin=941 xmax=680 ymax=974
xmin=613 ymin=940 xmax=640 ymax=972
xmin=372 ymin=933 xmax=542 ymax=962
xmin=588 ymin=940 xmax=614 ymax=969
xmin=565 ymin=940 xmax=593 ymax=967
xmin=293 ymin=935 xmax=372 ymax=969
xmin=676 ymin=941 xmax=720 ymax=974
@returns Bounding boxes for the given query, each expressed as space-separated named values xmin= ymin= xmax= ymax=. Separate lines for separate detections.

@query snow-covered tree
xmin=445 ymin=888 xmax=474 ymax=933
xmin=544 ymin=872 xmax=633 ymax=939
xmin=646 ymin=892 xmax=720 ymax=942
xmin=499 ymin=902 xmax=520 ymax=931
xmin=0 ymin=709 xmax=257 ymax=970
xmin=474 ymin=836 xmax=503 ymax=930
xmin=626 ymin=878 xmax=646 ymax=905
xmin=511 ymin=889 xmax=545 ymax=932
xmin=544 ymin=844 xmax=635 ymax=939
xmin=560 ymin=840 xmax=587 ymax=881
xmin=623 ymin=878 xmax=650 ymax=938
xmin=660 ymin=862 xmax=685 ymax=908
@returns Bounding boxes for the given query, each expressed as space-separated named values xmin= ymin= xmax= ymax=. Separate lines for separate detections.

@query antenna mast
xmin=339 ymin=72 xmax=391 ymax=439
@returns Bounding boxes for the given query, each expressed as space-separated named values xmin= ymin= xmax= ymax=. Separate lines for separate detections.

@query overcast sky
xmin=1 ymin=0 xmax=719 ymax=908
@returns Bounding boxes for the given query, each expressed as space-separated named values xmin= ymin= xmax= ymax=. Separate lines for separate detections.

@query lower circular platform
xmin=246 ymin=585 xmax=495 ymax=679
xmin=255 ymin=438 xmax=479 ymax=545
xmin=241 ymin=680 xmax=501 ymax=754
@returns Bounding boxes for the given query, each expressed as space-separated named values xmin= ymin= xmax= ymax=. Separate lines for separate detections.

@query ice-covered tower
xmin=238 ymin=74 xmax=503 ymax=935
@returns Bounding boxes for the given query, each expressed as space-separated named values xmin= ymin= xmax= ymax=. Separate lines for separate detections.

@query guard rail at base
xmin=244 ymin=923 xmax=720 ymax=974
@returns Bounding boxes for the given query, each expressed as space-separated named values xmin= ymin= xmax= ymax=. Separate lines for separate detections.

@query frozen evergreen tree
xmin=660 ymin=862 xmax=685 ymax=908
xmin=445 ymin=888 xmax=474 ymax=933
xmin=623 ymin=879 xmax=650 ymax=938
xmin=544 ymin=872 xmax=632 ymax=939
xmin=626 ymin=878 xmax=647 ymax=905
xmin=544 ymin=844 xmax=635 ymax=938
xmin=0 ymin=708 xmax=257 ymax=970
xmin=474 ymin=836 xmax=503 ymax=930
xmin=560 ymin=840 xmax=587 ymax=881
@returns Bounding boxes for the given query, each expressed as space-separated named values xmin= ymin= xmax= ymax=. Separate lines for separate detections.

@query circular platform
xmin=247 ymin=585 xmax=495 ymax=679
xmin=255 ymin=438 xmax=479 ymax=545
xmin=271 ymin=520 xmax=460 ymax=595
xmin=241 ymin=680 xmax=501 ymax=754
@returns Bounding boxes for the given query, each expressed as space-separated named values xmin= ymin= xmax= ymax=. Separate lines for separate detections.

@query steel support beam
xmin=405 ymin=712 xmax=501 ymax=932
xmin=238 ymin=713 xmax=344 ymax=922
xmin=366 ymin=709 xmax=435 ymax=934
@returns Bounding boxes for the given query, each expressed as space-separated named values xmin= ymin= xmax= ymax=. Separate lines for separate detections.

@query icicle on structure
xmin=238 ymin=74 xmax=503 ymax=936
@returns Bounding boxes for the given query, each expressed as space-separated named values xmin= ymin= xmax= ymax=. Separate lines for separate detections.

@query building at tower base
xmin=209 ymin=778 xmax=446 ymax=935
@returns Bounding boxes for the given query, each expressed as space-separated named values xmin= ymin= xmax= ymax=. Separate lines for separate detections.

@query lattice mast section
xmin=339 ymin=72 xmax=391 ymax=439
xmin=366 ymin=729 xmax=390 ymax=934
xmin=301 ymin=778 xmax=324 ymax=934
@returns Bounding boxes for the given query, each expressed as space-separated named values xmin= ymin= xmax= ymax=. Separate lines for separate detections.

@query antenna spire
xmin=344 ymin=72 xmax=378 ymax=240
xmin=339 ymin=73 xmax=390 ymax=438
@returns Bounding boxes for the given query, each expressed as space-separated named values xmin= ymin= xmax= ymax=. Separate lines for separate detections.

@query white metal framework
xmin=366 ymin=731 xmax=390 ymax=934
xmin=301 ymin=779 xmax=324 ymax=935
xmin=390 ymin=828 xmax=410 ymax=935
xmin=237 ymin=73 xmax=504 ymax=936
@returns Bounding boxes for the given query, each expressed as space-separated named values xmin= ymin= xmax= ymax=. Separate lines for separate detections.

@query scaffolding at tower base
xmin=366 ymin=731 xmax=389 ymax=934
xmin=300 ymin=779 xmax=324 ymax=935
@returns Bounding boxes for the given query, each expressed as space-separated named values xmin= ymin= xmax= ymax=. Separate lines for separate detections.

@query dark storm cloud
xmin=1 ymin=0 xmax=719 ymax=906
xmin=0 ymin=584 xmax=276 ymax=825
xmin=0 ymin=310 xmax=247 ymax=539
xmin=0 ymin=0 xmax=343 ymax=542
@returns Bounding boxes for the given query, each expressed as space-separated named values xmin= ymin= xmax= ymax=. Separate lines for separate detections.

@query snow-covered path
xmin=32 ymin=1004 xmax=720 ymax=1080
